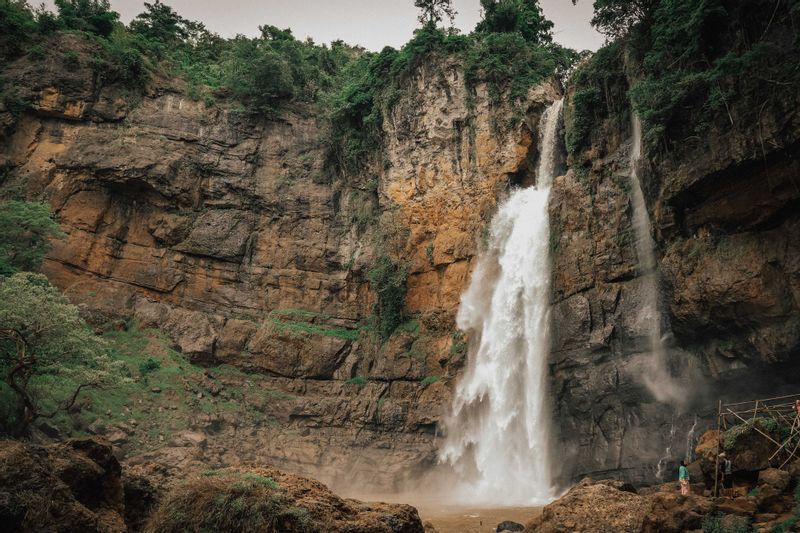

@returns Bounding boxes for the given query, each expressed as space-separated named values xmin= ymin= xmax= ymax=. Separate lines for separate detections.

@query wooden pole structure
xmin=714 ymin=399 xmax=722 ymax=498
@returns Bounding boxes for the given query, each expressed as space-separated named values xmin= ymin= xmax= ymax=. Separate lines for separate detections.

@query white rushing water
xmin=629 ymin=116 xmax=684 ymax=406
xmin=439 ymin=100 xmax=563 ymax=506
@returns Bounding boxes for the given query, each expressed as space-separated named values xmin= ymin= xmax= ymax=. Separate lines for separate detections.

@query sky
xmin=42 ymin=0 xmax=604 ymax=52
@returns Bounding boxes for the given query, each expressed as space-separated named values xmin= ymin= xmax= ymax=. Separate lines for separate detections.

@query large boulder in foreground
xmin=145 ymin=467 xmax=424 ymax=533
xmin=525 ymin=478 xmax=719 ymax=533
xmin=0 ymin=437 xmax=126 ymax=533
xmin=524 ymin=479 xmax=647 ymax=533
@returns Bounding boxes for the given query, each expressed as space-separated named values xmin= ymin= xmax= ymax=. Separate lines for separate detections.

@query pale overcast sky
xmin=42 ymin=0 xmax=603 ymax=52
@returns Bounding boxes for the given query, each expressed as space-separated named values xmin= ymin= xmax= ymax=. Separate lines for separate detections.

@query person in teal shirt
xmin=679 ymin=460 xmax=691 ymax=495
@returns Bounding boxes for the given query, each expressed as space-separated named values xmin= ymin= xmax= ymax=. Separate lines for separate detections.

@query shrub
xmin=138 ymin=357 xmax=161 ymax=376
xmin=368 ymin=256 xmax=408 ymax=341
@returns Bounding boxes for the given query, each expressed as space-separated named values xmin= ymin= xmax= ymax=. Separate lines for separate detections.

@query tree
xmin=54 ymin=0 xmax=119 ymax=37
xmin=414 ymin=0 xmax=456 ymax=27
xmin=130 ymin=0 xmax=190 ymax=47
xmin=476 ymin=0 xmax=554 ymax=44
xmin=0 ymin=0 xmax=38 ymax=59
xmin=0 ymin=273 xmax=123 ymax=437
xmin=572 ymin=0 xmax=658 ymax=39
xmin=0 ymin=201 xmax=63 ymax=276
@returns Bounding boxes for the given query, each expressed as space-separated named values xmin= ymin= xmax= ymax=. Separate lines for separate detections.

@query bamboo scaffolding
xmin=713 ymin=393 xmax=800 ymax=493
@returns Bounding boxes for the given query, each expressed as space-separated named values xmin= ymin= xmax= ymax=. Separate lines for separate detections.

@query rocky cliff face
xmin=550 ymin=59 xmax=800 ymax=485
xmin=0 ymin=34 xmax=560 ymax=492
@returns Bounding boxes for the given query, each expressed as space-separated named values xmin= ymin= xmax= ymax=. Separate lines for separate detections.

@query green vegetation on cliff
xmin=567 ymin=0 xmax=800 ymax=156
xmin=0 ymin=201 xmax=62 ymax=275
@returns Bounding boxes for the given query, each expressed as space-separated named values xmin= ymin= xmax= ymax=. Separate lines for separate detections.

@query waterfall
xmin=439 ymin=99 xmax=563 ymax=506
xmin=628 ymin=116 xmax=683 ymax=406
xmin=685 ymin=415 xmax=699 ymax=463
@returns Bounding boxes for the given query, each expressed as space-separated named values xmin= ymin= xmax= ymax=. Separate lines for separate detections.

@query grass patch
xmin=345 ymin=376 xmax=367 ymax=386
xmin=421 ymin=375 xmax=441 ymax=388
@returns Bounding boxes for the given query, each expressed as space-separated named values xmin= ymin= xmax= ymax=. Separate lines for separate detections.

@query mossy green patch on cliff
xmin=564 ymin=41 xmax=629 ymax=161
xmin=268 ymin=309 xmax=360 ymax=341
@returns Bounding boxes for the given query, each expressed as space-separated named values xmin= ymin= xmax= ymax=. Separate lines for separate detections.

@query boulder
xmin=498 ymin=520 xmax=525 ymax=531
xmin=757 ymin=468 xmax=790 ymax=492
xmin=0 ymin=437 xmax=126 ymax=533
xmin=144 ymin=467 xmax=424 ymax=532
xmin=524 ymin=478 xmax=647 ymax=533
xmin=641 ymin=492 xmax=714 ymax=532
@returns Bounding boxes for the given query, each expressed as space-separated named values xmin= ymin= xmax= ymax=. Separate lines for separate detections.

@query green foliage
xmin=701 ymin=513 xmax=753 ymax=533
xmin=449 ymin=330 xmax=467 ymax=357
xmin=345 ymin=376 xmax=367 ymax=386
xmin=0 ymin=273 xmax=122 ymax=436
xmin=138 ymin=357 xmax=161 ymax=376
xmin=583 ymin=0 xmax=658 ymax=39
xmin=0 ymin=201 xmax=63 ymax=276
xmin=28 ymin=44 xmax=45 ymax=60
xmin=368 ymin=255 xmax=408 ymax=341
xmin=94 ymin=27 xmax=150 ymax=87
xmin=396 ymin=319 xmax=420 ymax=334
xmin=465 ymin=32 xmax=572 ymax=104
xmin=241 ymin=473 xmax=279 ymax=489
xmin=421 ymin=375 xmax=441 ymax=387
xmin=268 ymin=309 xmax=360 ymax=341
xmin=477 ymin=0 xmax=554 ymax=44
xmin=628 ymin=0 xmax=800 ymax=151
xmin=564 ymin=41 xmax=627 ymax=158
xmin=0 ymin=1 xmax=38 ymax=60
xmin=54 ymin=0 xmax=119 ymax=37
xmin=63 ymin=49 xmax=80 ymax=67
xmin=414 ymin=0 xmax=456 ymax=26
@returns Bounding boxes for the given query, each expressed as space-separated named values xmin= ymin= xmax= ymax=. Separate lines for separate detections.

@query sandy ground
xmin=340 ymin=489 xmax=541 ymax=533
xmin=417 ymin=504 xmax=541 ymax=533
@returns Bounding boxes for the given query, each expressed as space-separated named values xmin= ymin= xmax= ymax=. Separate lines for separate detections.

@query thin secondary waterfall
xmin=439 ymin=99 xmax=563 ymax=506
xmin=629 ymin=116 xmax=683 ymax=406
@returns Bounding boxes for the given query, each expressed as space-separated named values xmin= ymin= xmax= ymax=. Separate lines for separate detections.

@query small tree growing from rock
xmin=0 ymin=272 xmax=123 ymax=437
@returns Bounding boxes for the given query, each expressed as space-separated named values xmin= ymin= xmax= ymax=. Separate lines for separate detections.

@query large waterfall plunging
xmin=439 ymin=100 xmax=562 ymax=506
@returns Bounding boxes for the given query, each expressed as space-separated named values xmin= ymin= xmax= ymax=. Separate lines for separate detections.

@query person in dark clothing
xmin=720 ymin=453 xmax=733 ymax=497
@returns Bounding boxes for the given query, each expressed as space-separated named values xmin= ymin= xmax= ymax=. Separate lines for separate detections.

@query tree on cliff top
xmin=0 ymin=201 xmax=63 ymax=276
xmin=477 ymin=0 xmax=554 ymax=44
xmin=0 ymin=273 xmax=123 ymax=437
xmin=54 ymin=0 xmax=119 ymax=37
xmin=415 ymin=0 xmax=456 ymax=27
xmin=572 ymin=0 xmax=658 ymax=39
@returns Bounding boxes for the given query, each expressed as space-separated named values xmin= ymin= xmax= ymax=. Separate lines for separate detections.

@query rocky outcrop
xmin=0 ymin=436 xmax=425 ymax=533
xmin=0 ymin=437 xmax=126 ymax=533
xmin=145 ymin=466 xmax=424 ymax=533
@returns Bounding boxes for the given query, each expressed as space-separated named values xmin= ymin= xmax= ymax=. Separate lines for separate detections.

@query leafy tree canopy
xmin=414 ymin=0 xmax=457 ymax=27
xmin=0 ymin=273 xmax=123 ymax=436
xmin=571 ymin=0 xmax=657 ymax=39
xmin=477 ymin=0 xmax=554 ymax=44
xmin=0 ymin=201 xmax=63 ymax=276
xmin=54 ymin=0 xmax=120 ymax=37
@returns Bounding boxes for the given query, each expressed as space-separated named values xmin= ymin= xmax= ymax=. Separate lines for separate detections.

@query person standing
xmin=679 ymin=460 xmax=691 ymax=495
xmin=720 ymin=453 xmax=733 ymax=497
